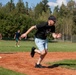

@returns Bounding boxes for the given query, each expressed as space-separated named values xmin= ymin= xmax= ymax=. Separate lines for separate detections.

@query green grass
xmin=47 ymin=60 xmax=76 ymax=70
xmin=0 ymin=40 xmax=76 ymax=52
xmin=0 ymin=67 xmax=26 ymax=75
xmin=0 ymin=40 xmax=35 ymax=52
xmin=48 ymin=42 xmax=76 ymax=52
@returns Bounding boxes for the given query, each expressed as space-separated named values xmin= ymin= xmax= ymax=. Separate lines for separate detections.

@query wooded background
xmin=0 ymin=0 xmax=76 ymax=41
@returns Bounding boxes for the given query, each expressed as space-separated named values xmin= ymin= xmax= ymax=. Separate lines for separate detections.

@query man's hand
xmin=56 ymin=33 xmax=61 ymax=39
xmin=21 ymin=33 xmax=27 ymax=38
xmin=52 ymin=33 xmax=61 ymax=39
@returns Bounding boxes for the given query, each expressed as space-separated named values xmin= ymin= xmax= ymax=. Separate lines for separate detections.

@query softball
xmin=0 ymin=56 xmax=2 ymax=58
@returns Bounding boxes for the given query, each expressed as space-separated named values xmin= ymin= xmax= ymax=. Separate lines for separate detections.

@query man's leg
xmin=31 ymin=38 xmax=48 ymax=68
xmin=17 ymin=40 xmax=20 ymax=47
xmin=35 ymin=49 xmax=47 ymax=64
xmin=36 ymin=50 xmax=47 ymax=65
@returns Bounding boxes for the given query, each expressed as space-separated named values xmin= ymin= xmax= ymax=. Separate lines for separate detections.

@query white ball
xmin=0 ymin=56 xmax=2 ymax=58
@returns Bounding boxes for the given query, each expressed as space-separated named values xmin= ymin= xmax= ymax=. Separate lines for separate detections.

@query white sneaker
xmin=18 ymin=45 xmax=20 ymax=47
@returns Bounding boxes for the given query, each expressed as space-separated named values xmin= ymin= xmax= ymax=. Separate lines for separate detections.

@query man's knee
xmin=41 ymin=50 xmax=47 ymax=55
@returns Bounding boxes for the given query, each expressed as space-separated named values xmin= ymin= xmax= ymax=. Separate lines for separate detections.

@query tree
xmin=38 ymin=9 xmax=51 ymax=22
xmin=5 ymin=0 xmax=15 ymax=12
xmin=35 ymin=0 xmax=50 ymax=18
xmin=0 ymin=3 xmax=2 ymax=8
xmin=25 ymin=2 xmax=29 ymax=15
xmin=35 ymin=2 xmax=43 ymax=18
xmin=42 ymin=0 xmax=49 ymax=12
xmin=59 ymin=3 xmax=68 ymax=17
xmin=53 ymin=5 xmax=59 ymax=18
xmin=67 ymin=0 xmax=76 ymax=35
xmin=16 ymin=0 xmax=26 ymax=14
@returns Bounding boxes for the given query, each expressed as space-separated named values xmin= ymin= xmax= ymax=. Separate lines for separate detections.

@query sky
xmin=0 ymin=0 xmax=76 ymax=11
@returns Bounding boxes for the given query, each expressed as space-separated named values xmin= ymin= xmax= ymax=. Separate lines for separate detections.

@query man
xmin=21 ymin=15 xmax=61 ymax=68
xmin=14 ymin=30 xmax=21 ymax=47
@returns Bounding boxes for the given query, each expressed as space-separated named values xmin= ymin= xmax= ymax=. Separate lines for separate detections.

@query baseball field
xmin=0 ymin=40 xmax=76 ymax=75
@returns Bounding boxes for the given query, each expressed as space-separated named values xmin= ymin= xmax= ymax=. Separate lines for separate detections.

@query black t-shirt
xmin=15 ymin=32 xmax=20 ymax=39
xmin=35 ymin=22 xmax=55 ymax=40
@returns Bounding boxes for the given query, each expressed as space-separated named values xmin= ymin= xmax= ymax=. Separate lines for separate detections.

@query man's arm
xmin=21 ymin=25 xmax=36 ymax=38
xmin=14 ymin=34 xmax=16 ymax=39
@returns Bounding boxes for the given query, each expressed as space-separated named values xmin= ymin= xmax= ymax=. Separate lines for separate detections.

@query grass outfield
xmin=0 ymin=40 xmax=76 ymax=52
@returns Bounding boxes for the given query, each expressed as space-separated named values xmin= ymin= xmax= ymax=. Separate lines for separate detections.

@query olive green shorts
xmin=16 ymin=38 xmax=19 ymax=42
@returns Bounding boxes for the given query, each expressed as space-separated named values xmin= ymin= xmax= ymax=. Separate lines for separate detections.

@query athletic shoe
xmin=35 ymin=64 xmax=43 ymax=68
xmin=18 ymin=45 xmax=20 ymax=47
xmin=30 ymin=47 xmax=36 ymax=57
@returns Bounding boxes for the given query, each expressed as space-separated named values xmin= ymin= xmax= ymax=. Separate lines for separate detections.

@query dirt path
xmin=0 ymin=52 xmax=76 ymax=75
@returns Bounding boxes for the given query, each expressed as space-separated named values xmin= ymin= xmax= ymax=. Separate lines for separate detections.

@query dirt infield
xmin=0 ymin=52 xmax=76 ymax=75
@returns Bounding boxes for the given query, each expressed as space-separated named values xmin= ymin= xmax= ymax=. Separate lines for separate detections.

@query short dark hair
xmin=48 ymin=15 xmax=56 ymax=23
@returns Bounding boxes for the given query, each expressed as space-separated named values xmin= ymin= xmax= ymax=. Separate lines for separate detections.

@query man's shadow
xmin=42 ymin=63 xmax=76 ymax=69
xmin=48 ymin=63 xmax=76 ymax=68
